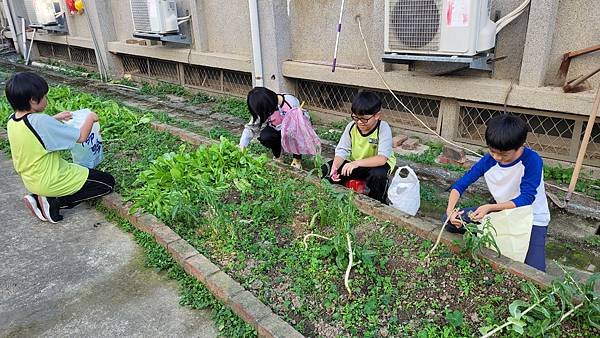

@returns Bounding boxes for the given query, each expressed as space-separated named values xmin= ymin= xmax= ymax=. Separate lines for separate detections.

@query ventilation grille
xmin=119 ymin=54 xmax=252 ymax=97
xmin=456 ymin=103 xmax=600 ymax=166
xmin=130 ymin=0 xmax=151 ymax=33
xmin=295 ymin=79 xmax=440 ymax=133
xmin=387 ymin=0 xmax=442 ymax=52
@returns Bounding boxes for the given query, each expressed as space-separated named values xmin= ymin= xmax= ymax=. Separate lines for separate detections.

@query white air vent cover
xmin=385 ymin=0 xmax=497 ymax=56
xmin=130 ymin=0 xmax=179 ymax=34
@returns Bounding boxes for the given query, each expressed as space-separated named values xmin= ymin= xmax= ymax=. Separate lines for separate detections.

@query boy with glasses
xmin=321 ymin=91 xmax=396 ymax=203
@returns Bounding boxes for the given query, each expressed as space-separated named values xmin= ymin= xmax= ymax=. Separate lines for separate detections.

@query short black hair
xmin=247 ymin=87 xmax=278 ymax=125
xmin=485 ymin=115 xmax=529 ymax=151
xmin=351 ymin=91 xmax=381 ymax=116
xmin=5 ymin=72 xmax=49 ymax=111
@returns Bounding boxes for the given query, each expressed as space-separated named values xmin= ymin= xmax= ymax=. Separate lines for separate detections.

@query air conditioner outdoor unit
xmin=130 ymin=0 xmax=179 ymax=35
xmin=24 ymin=0 xmax=60 ymax=26
xmin=384 ymin=0 xmax=497 ymax=56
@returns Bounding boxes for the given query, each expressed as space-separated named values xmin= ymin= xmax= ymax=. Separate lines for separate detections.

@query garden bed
xmin=0 ymin=69 xmax=598 ymax=337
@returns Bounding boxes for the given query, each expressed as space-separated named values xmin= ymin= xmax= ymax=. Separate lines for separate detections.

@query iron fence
xmin=295 ymin=79 xmax=440 ymax=133
xmin=120 ymin=54 xmax=252 ymax=97
xmin=456 ymin=102 xmax=600 ymax=166
xmin=34 ymin=41 xmax=97 ymax=70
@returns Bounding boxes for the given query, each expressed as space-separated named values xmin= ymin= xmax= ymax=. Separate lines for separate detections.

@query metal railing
xmin=295 ymin=79 xmax=441 ymax=133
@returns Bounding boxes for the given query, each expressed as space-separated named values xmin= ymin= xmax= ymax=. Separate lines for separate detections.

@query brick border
xmin=149 ymin=122 xmax=556 ymax=289
xmin=100 ymin=193 xmax=303 ymax=338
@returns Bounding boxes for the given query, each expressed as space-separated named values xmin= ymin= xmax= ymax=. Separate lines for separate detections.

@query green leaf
xmin=478 ymin=325 xmax=494 ymax=335
xmin=509 ymin=300 xmax=529 ymax=319
xmin=170 ymin=167 xmax=182 ymax=179
xmin=445 ymin=310 xmax=464 ymax=327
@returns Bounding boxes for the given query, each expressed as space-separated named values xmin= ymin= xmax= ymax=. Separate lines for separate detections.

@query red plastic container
xmin=345 ymin=179 xmax=368 ymax=194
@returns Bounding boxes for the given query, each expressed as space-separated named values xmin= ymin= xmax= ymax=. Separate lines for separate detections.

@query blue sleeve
xmin=451 ymin=155 xmax=493 ymax=195
xmin=28 ymin=114 xmax=80 ymax=151
xmin=512 ymin=150 xmax=543 ymax=207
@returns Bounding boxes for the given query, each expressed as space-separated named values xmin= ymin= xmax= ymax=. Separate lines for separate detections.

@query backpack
xmin=280 ymin=107 xmax=321 ymax=155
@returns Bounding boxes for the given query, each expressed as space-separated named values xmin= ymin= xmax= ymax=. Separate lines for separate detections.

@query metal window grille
xmin=183 ymin=64 xmax=251 ymax=97
xmin=387 ymin=0 xmax=442 ymax=51
xmin=582 ymin=122 xmax=600 ymax=164
xmin=223 ymin=69 xmax=253 ymax=96
xmin=120 ymin=54 xmax=251 ymax=97
xmin=69 ymin=46 xmax=89 ymax=65
xmin=120 ymin=54 xmax=150 ymax=76
xmin=36 ymin=41 xmax=53 ymax=57
xmin=52 ymin=43 xmax=70 ymax=60
xmin=295 ymin=79 xmax=440 ymax=133
xmin=148 ymin=58 xmax=179 ymax=83
xmin=34 ymin=42 xmax=96 ymax=69
xmin=455 ymin=103 xmax=595 ymax=164
xmin=184 ymin=64 xmax=222 ymax=91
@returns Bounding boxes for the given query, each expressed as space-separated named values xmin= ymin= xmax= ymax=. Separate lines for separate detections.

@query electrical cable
xmin=496 ymin=0 xmax=531 ymax=34
xmin=356 ymin=16 xmax=482 ymax=158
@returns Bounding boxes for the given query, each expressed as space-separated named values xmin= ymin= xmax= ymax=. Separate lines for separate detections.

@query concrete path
xmin=0 ymin=153 xmax=218 ymax=337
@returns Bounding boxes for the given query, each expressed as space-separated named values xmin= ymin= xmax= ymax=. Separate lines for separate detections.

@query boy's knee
xmin=321 ymin=162 xmax=330 ymax=178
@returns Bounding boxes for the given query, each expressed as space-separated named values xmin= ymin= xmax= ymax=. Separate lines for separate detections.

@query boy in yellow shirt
xmin=5 ymin=72 xmax=114 ymax=223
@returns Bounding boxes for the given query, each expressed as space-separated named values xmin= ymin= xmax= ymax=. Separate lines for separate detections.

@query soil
xmin=2 ymin=60 xmax=597 ymax=337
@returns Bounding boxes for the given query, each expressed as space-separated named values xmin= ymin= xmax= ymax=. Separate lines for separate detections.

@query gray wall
xmin=0 ymin=0 xmax=597 ymax=112
xmin=544 ymin=0 xmax=600 ymax=87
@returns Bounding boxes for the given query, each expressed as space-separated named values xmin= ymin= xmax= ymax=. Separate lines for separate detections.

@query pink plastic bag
xmin=281 ymin=108 xmax=321 ymax=155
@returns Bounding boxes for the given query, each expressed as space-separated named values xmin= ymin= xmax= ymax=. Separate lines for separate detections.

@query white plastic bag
xmin=65 ymin=108 xmax=104 ymax=168
xmin=387 ymin=166 xmax=420 ymax=216
xmin=480 ymin=206 xmax=534 ymax=263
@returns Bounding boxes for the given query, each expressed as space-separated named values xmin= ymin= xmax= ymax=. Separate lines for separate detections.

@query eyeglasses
xmin=350 ymin=114 xmax=376 ymax=123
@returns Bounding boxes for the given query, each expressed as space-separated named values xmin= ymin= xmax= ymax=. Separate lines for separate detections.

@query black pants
xmin=258 ymin=125 xmax=301 ymax=159
xmin=321 ymin=160 xmax=390 ymax=203
xmin=54 ymin=169 xmax=115 ymax=209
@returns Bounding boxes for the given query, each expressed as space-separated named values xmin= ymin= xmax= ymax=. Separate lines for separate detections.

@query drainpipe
xmin=20 ymin=17 xmax=26 ymax=59
xmin=3 ymin=0 xmax=20 ymax=53
xmin=248 ymin=0 xmax=263 ymax=87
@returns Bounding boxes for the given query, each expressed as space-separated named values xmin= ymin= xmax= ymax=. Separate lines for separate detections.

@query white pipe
xmin=248 ymin=0 xmax=263 ymax=87
xmin=20 ymin=17 xmax=26 ymax=59
xmin=25 ymin=28 xmax=36 ymax=64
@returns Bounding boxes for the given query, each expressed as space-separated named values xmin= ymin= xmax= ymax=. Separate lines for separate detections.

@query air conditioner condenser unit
xmin=384 ymin=0 xmax=497 ymax=56
xmin=130 ymin=0 xmax=179 ymax=35
xmin=24 ymin=0 xmax=60 ymax=26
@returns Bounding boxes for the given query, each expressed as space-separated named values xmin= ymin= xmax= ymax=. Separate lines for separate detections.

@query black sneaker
xmin=22 ymin=194 xmax=47 ymax=222
xmin=37 ymin=195 xmax=63 ymax=223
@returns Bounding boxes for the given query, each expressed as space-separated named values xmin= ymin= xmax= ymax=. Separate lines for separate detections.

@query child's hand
xmin=54 ymin=111 xmax=72 ymax=121
xmin=469 ymin=204 xmax=492 ymax=221
xmin=329 ymin=167 xmax=341 ymax=182
xmin=341 ymin=161 xmax=359 ymax=176
xmin=447 ymin=209 xmax=464 ymax=227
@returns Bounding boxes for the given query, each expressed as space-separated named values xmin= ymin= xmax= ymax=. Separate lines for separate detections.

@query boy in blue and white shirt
xmin=444 ymin=115 xmax=550 ymax=271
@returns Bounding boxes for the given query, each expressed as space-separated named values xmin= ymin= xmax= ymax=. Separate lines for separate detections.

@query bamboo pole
xmin=566 ymin=86 xmax=600 ymax=202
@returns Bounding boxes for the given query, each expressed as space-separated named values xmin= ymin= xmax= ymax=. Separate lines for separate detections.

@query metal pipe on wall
xmin=20 ymin=17 xmax=26 ymax=59
xmin=3 ymin=0 xmax=20 ymax=53
xmin=248 ymin=0 xmax=263 ymax=87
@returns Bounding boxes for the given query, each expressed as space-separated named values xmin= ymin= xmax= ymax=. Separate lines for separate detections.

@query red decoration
xmin=65 ymin=0 xmax=77 ymax=15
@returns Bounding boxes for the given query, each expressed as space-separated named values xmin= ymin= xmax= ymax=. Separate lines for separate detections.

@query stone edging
xmin=99 ymin=193 xmax=303 ymax=338
xmin=149 ymin=122 xmax=555 ymax=289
